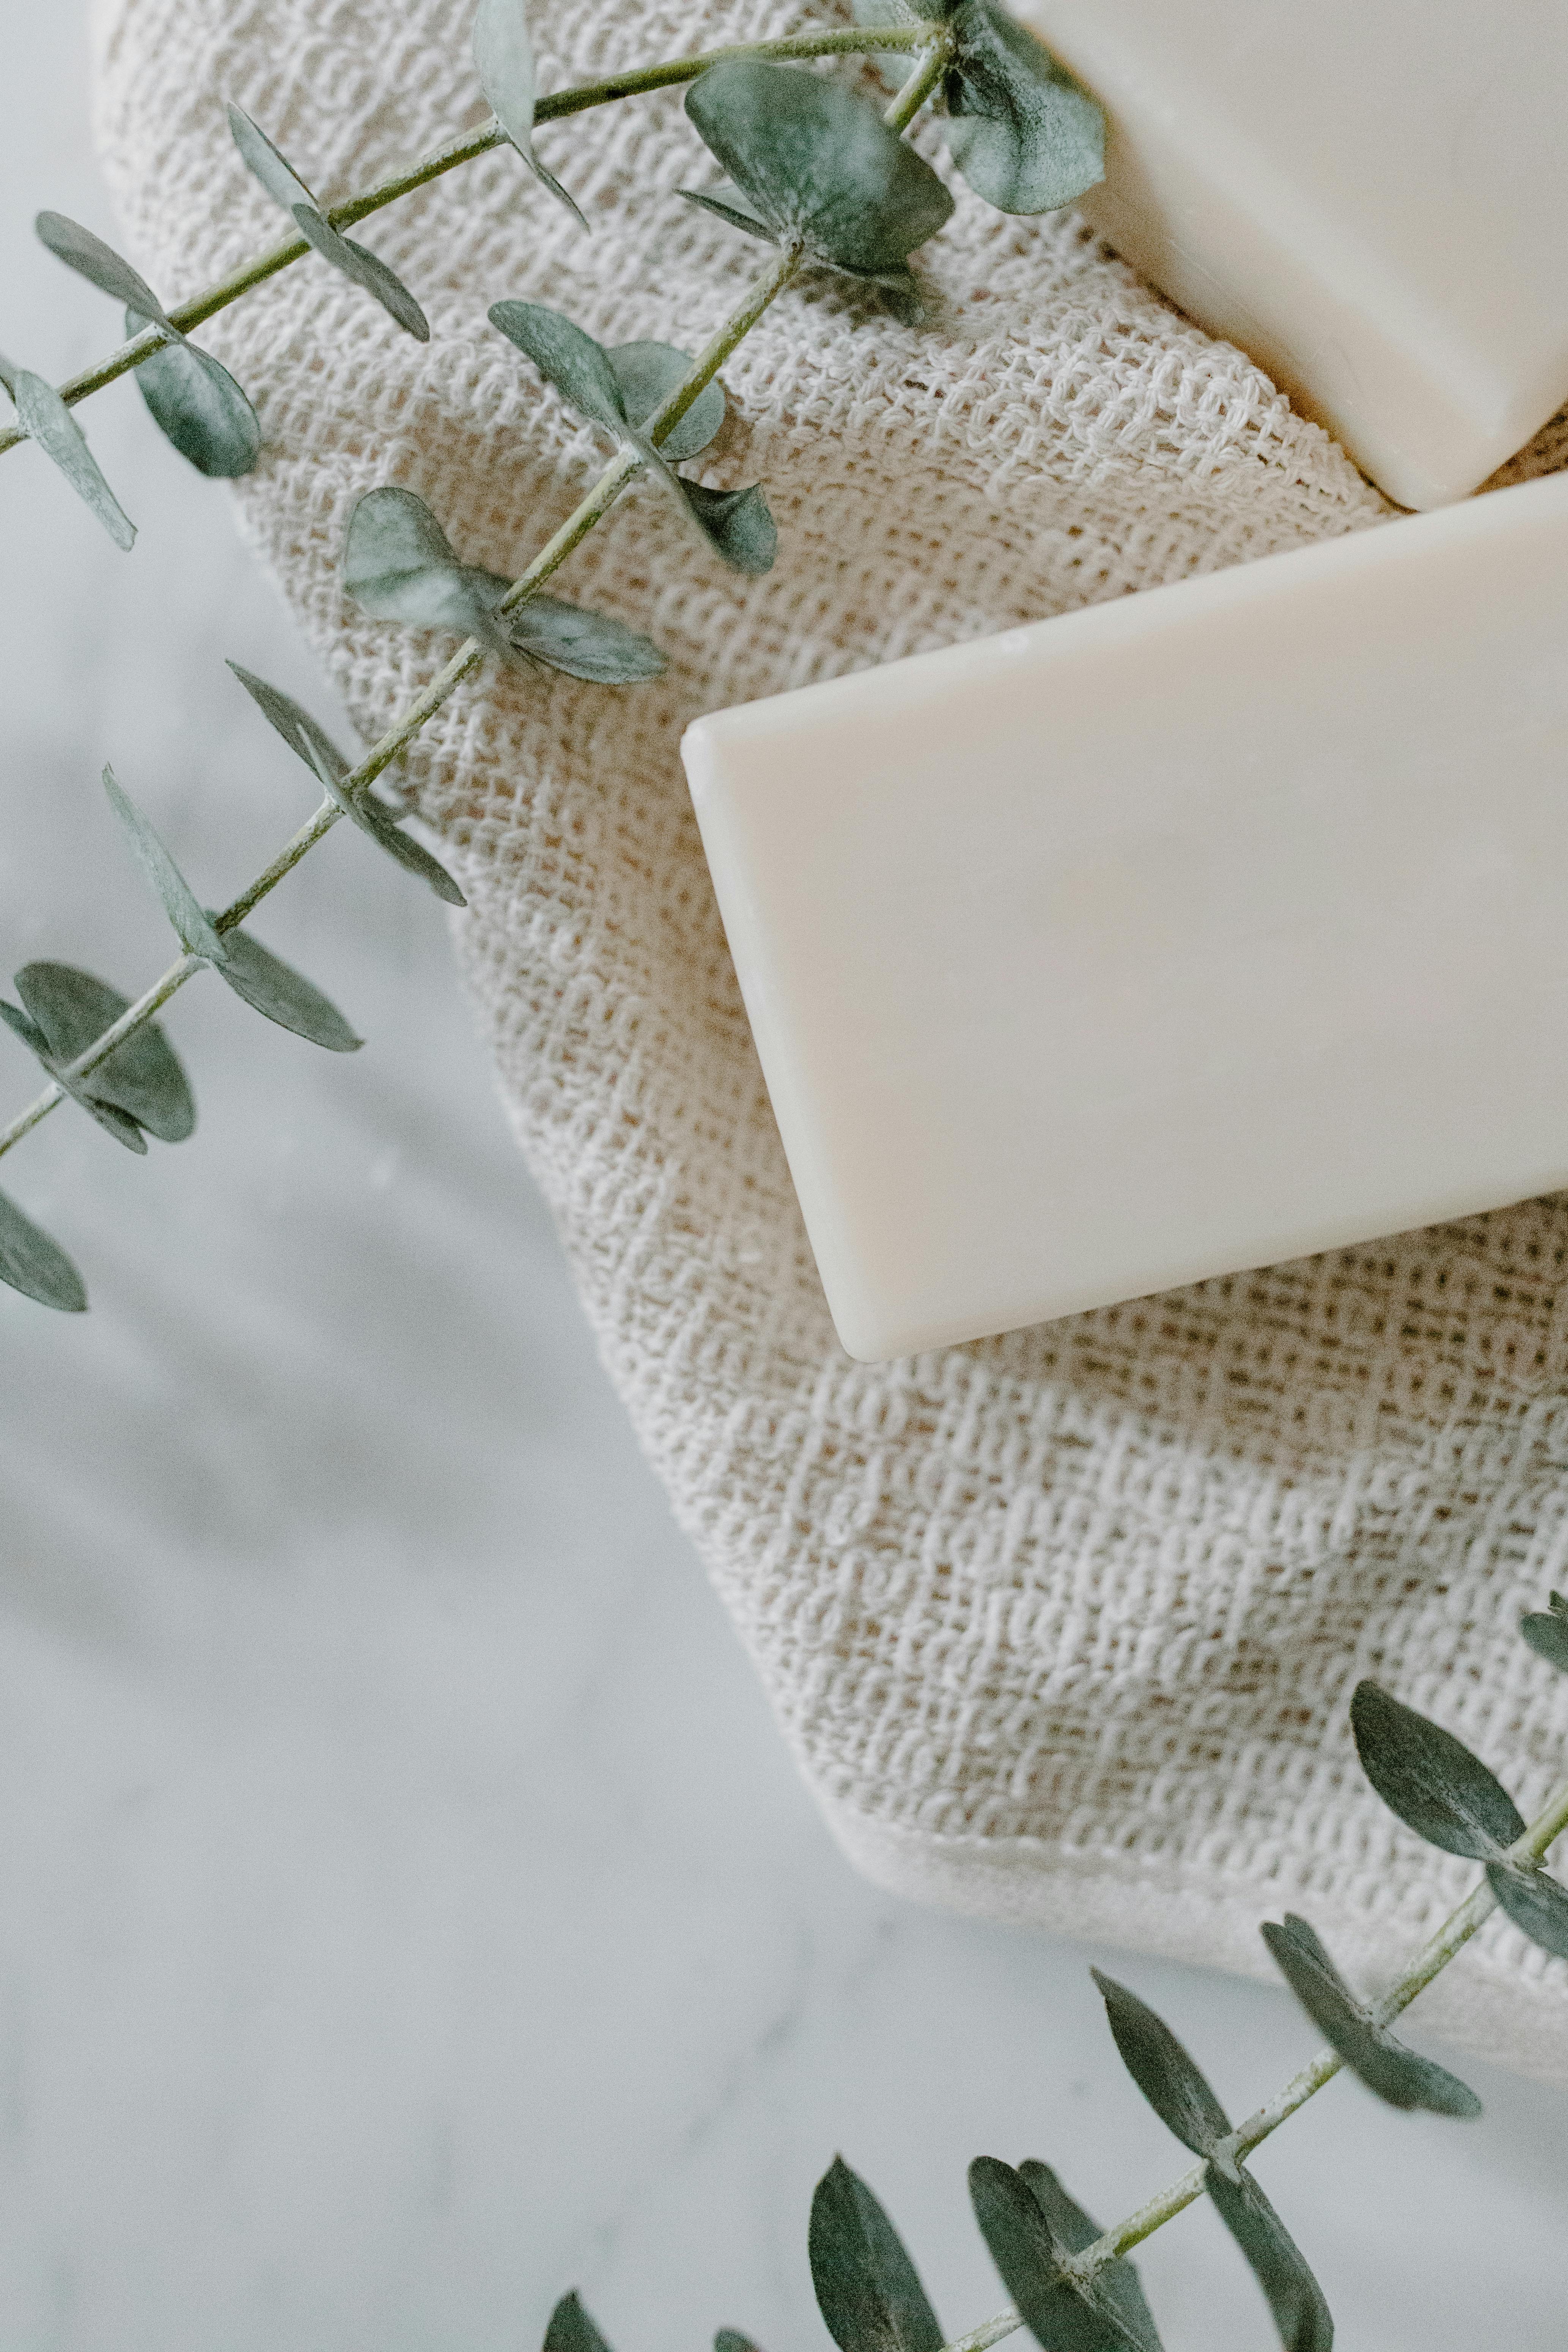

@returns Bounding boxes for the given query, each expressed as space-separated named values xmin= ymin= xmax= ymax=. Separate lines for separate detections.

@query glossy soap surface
xmin=1013 ymin=0 xmax=1568 ymax=509
xmin=685 ymin=476 xmax=1568 ymax=1363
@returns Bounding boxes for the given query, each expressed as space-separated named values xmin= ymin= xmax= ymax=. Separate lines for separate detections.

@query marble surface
xmin=0 ymin=11 xmax=1565 ymax=2348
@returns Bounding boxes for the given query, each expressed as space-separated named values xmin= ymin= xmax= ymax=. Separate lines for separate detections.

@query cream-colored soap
xmin=684 ymin=476 xmax=1568 ymax=1363
xmin=1011 ymin=0 xmax=1568 ymax=509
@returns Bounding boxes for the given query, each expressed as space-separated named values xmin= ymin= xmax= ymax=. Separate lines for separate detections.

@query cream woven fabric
xmin=95 ymin=0 xmax=1568 ymax=2079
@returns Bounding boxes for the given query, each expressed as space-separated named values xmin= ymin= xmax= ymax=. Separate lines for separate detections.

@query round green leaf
xmin=942 ymin=2 xmax=1105 ymax=216
xmin=1203 ymin=2167 xmax=1334 ymax=2352
xmin=1522 ymin=1594 xmax=1568 ymax=1675
xmin=1090 ymin=1970 xmax=1232 ymax=2164
xmin=36 ymin=210 xmax=169 ymax=324
xmin=14 ymin=961 xmax=195 ymax=1144
xmin=809 ymin=2158 xmax=943 ymax=2352
xmin=0 ymin=1184 xmax=87 ymax=1313
xmin=1261 ymin=1916 xmax=1480 ymax=2118
xmin=290 ymin=205 xmax=429 ymax=341
xmin=127 ymin=308 xmax=261 ymax=478
xmin=1487 ymin=1861 xmax=1568 ymax=1960
xmin=1350 ymin=1683 xmax=1524 ymax=1860
xmin=341 ymin=488 xmax=473 ymax=622
xmin=1 ymin=357 xmax=135 ymax=550
xmin=609 ymin=339 xmax=725 ymax=462
xmin=684 ymin=60 xmax=954 ymax=278
xmin=213 ymin=925 xmax=362 ymax=1052
xmin=227 ymin=102 xmax=317 ymax=213
xmin=487 ymin=301 xmax=628 ymax=435
xmin=506 ymin=594 xmax=666 ymax=683
xmin=968 ymin=2158 xmax=1141 ymax=2352
xmin=678 ymin=477 xmax=778 ymax=574
xmin=1015 ymin=2164 xmax=1163 ymax=2352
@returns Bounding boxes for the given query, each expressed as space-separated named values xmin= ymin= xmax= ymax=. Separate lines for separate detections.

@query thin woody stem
xmin=0 ymin=22 xmax=930 ymax=457
xmin=0 ymin=34 xmax=951 ymax=1166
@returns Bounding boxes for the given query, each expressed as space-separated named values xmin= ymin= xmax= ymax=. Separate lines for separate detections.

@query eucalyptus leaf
xmin=102 ymin=765 xmax=227 ymax=964
xmin=0 ymin=355 xmax=135 ymax=549
xmin=809 ymin=2156 xmax=943 ymax=2352
xmin=226 ymin=659 xmax=352 ymax=785
xmin=126 ymin=308 xmax=261 ymax=478
xmin=608 ymin=340 xmax=726 ymax=462
xmin=1016 ymin=2163 xmax=1162 ymax=2352
xmin=35 ymin=210 xmax=169 ymax=323
xmin=684 ymin=61 xmax=954 ymax=278
xmin=0 ymin=999 xmax=52 ymax=1060
xmin=1 ymin=988 xmax=150 ymax=1153
xmin=714 ymin=2333 xmax=765 ymax=2352
xmin=472 ymin=0 xmax=587 ymax=227
xmin=1204 ymin=2168 xmax=1334 ymax=2352
xmin=968 ymin=2156 xmax=1142 ymax=2352
xmin=347 ymin=786 xmax=468 ymax=906
xmin=227 ymin=102 xmax=317 ymax=214
xmin=678 ymin=186 xmax=781 ymax=245
xmin=341 ymin=488 xmax=503 ymax=644
xmin=1090 ymin=1972 xmax=1235 ymax=2171
xmin=0 ymin=1184 xmax=88 ymax=1313
xmin=487 ymin=300 xmax=630 ymax=434
xmin=1487 ymin=1862 xmax=1568 ymax=1960
xmin=941 ymin=2 xmax=1105 ymax=215
xmin=1521 ymin=1592 xmax=1568 ymax=1675
xmin=1260 ymin=1916 xmax=1480 ymax=2117
xmin=210 ymin=924 xmax=362 ymax=1052
xmin=678 ymin=478 xmax=777 ymax=574
xmin=14 ymin=961 xmax=195 ymax=1145
xmin=487 ymin=304 xmax=773 ymax=573
xmin=1350 ymin=1683 xmax=1524 ymax=1860
xmin=290 ymin=205 xmax=430 ymax=340
xmin=543 ymin=2293 xmax=614 ymax=2352
xmin=505 ymin=595 xmax=666 ymax=683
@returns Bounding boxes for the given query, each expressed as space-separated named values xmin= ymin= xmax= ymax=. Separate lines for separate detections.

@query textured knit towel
xmin=95 ymin=0 xmax=1568 ymax=2080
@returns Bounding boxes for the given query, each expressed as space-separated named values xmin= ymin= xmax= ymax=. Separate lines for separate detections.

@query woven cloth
xmin=94 ymin=0 xmax=1568 ymax=2080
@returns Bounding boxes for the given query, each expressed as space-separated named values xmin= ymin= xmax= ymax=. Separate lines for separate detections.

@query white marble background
xmin=0 ymin=9 xmax=1565 ymax=2348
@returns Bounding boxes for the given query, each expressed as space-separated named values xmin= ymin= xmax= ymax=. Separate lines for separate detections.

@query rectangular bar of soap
xmin=684 ymin=476 xmax=1568 ymax=1363
xmin=1012 ymin=0 xmax=1568 ymax=510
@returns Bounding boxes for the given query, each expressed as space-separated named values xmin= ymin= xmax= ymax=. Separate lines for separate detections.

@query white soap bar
xmin=1011 ymin=0 xmax=1568 ymax=510
xmin=684 ymin=476 xmax=1568 ymax=1363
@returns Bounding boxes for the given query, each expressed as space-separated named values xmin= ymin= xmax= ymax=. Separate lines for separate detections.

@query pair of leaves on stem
xmin=1088 ymin=1975 xmax=1332 ymax=2352
xmin=35 ymin=211 xmax=260 ymax=486
xmin=226 ymin=663 xmax=467 ymax=908
xmin=680 ymin=60 xmax=953 ymax=324
xmin=1350 ymin=1680 xmax=1568 ymax=1961
xmin=227 ymin=105 xmax=429 ymax=342
xmin=855 ymin=0 xmax=1106 ymax=216
xmin=488 ymin=303 xmax=778 ymax=574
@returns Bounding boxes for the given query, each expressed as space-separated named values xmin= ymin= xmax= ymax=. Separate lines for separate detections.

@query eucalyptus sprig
xmin=547 ymin=1611 xmax=1568 ymax=2352
xmin=6 ymin=6 xmax=1046 ymax=1309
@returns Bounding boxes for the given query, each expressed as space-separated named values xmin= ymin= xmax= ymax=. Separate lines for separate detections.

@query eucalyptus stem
xmin=0 ymin=21 xmax=931 ymax=459
xmin=0 ymin=33 xmax=953 ymax=1167
xmin=930 ymin=1770 xmax=1568 ymax=2329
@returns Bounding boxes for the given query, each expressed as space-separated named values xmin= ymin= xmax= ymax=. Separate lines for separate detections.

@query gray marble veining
xmin=0 ymin=11 xmax=1564 ymax=2347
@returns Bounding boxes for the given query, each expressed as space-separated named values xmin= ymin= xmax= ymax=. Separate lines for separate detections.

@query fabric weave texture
xmin=94 ymin=0 xmax=1568 ymax=2079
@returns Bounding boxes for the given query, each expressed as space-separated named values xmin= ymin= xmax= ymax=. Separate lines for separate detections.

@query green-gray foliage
xmin=226 ymin=658 xmax=466 ymax=906
xmin=542 ymin=2294 xmax=614 ymax=2352
xmin=1014 ymin=2164 xmax=1161 ymax=2352
xmin=969 ymin=2156 xmax=1144 ymax=2352
xmin=1350 ymin=1683 xmax=1524 ymax=1860
xmin=1522 ymin=1591 xmax=1568 ymax=1675
xmin=6 ymin=962 xmax=194 ymax=1148
xmin=472 ymin=0 xmax=586 ymax=226
xmin=487 ymin=300 xmax=777 ymax=571
xmin=1203 ymin=2167 xmax=1334 ymax=2352
xmin=227 ymin=104 xmax=429 ymax=341
xmin=683 ymin=58 xmax=952 ymax=319
xmin=1486 ymin=1860 xmax=1568 ymax=1959
xmin=0 ymin=1185 xmax=87 ymax=1313
xmin=102 ymin=765 xmax=228 ymax=964
xmin=808 ymin=2157 xmax=943 ymax=2352
xmin=1090 ymin=1972 xmax=1236 ymax=2174
xmin=1260 ymin=1916 xmax=1480 ymax=2117
xmin=0 ymin=351 xmax=134 ymax=547
xmin=342 ymin=486 xmax=667 ymax=680
xmin=211 ymin=925 xmax=362 ymax=1053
